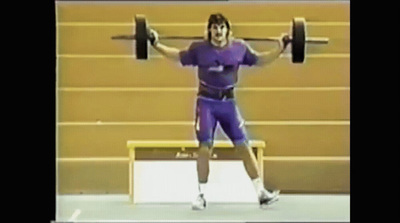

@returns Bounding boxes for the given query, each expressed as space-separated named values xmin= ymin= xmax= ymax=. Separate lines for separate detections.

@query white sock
xmin=198 ymin=183 xmax=207 ymax=196
xmin=252 ymin=178 xmax=265 ymax=196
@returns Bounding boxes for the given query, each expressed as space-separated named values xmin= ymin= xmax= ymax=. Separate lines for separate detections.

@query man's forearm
xmin=255 ymin=44 xmax=285 ymax=66
xmin=152 ymin=42 xmax=181 ymax=61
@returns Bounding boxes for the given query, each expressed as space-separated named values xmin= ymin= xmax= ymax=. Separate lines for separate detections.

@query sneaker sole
xmin=192 ymin=205 xmax=206 ymax=211
xmin=260 ymin=193 xmax=280 ymax=208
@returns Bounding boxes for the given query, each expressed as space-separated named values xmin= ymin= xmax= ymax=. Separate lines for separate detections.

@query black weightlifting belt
xmin=198 ymin=83 xmax=234 ymax=100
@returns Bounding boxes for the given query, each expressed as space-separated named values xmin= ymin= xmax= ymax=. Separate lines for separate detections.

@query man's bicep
xmin=179 ymin=44 xmax=198 ymax=66
xmin=179 ymin=50 xmax=195 ymax=66
xmin=242 ymin=43 xmax=259 ymax=66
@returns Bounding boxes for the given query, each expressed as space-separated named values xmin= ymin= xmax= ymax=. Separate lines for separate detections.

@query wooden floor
xmin=56 ymin=194 xmax=350 ymax=222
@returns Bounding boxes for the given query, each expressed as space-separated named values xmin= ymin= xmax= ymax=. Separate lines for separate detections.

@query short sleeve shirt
xmin=179 ymin=39 xmax=258 ymax=89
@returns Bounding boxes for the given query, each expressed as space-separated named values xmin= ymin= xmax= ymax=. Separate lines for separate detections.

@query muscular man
xmin=147 ymin=13 xmax=289 ymax=210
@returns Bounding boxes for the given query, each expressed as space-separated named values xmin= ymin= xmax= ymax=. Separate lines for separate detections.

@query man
xmin=147 ymin=13 xmax=289 ymax=210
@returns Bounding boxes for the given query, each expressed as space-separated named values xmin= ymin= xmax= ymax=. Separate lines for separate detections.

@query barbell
xmin=111 ymin=14 xmax=329 ymax=63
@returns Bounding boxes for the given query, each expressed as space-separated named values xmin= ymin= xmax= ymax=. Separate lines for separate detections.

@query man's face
xmin=209 ymin=23 xmax=228 ymax=42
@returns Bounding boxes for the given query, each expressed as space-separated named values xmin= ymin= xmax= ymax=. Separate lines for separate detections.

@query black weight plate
xmin=135 ymin=15 xmax=148 ymax=60
xmin=291 ymin=17 xmax=306 ymax=63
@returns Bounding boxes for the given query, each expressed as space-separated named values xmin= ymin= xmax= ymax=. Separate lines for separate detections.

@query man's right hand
xmin=147 ymin=28 xmax=159 ymax=46
xmin=145 ymin=27 xmax=181 ymax=61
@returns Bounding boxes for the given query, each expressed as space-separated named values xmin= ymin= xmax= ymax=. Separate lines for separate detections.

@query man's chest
xmin=196 ymin=46 xmax=245 ymax=67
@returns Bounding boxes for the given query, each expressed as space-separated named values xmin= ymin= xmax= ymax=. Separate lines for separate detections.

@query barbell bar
xmin=111 ymin=34 xmax=329 ymax=44
xmin=111 ymin=14 xmax=329 ymax=63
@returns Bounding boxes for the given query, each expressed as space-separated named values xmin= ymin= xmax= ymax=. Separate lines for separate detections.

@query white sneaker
xmin=259 ymin=189 xmax=280 ymax=208
xmin=191 ymin=194 xmax=206 ymax=210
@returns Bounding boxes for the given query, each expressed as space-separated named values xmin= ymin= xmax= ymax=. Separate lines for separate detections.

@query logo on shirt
xmin=208 ymin=65 xmax=224 ymax=72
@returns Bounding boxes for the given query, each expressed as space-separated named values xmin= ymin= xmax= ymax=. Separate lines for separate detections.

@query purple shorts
xmin=195 ymin=96 xmax=247 ymax=146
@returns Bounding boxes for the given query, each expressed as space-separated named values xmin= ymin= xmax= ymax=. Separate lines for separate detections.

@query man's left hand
xmin=279 ymin=33 xmax=291 ymax=52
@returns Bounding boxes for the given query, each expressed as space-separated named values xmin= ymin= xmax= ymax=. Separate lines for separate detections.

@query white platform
xmin=133 ymin=160 xmax=258 ymax=203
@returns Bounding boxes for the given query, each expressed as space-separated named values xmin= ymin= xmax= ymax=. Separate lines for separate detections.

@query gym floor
xmin=56 ymin=194 xmax=350 ymax=222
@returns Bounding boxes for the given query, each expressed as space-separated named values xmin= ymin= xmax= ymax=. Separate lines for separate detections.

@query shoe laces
xmin=195 ymin=194 xmax=205 ymax=203
xmin=259 ymin=189 xmax=274 ymax=199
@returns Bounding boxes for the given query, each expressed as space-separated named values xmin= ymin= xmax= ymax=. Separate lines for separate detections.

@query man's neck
xmin=210 ymin=38 xmax=228 ymax=48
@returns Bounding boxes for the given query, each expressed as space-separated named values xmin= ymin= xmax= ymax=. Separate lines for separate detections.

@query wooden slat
xmin=57 ymin=159 xmax=349 ymax=194
xmin=57 ymin=161 xmax=129 ymax=194
xmin=263 ymin=159 xmax=350 ymax=193
xmin=236 ymin=90 xmax=350 ymax=120
xmin=57 ymin=90 xmax=350 ymax=122
xmin=126 ymin=140 xmax=265 ymax=149
xmin=57 ymin=25 xmax=349 ymax=55
xmin=57 ymin=57 xmax=350 ymax=88
xmin=57 ymin=124 xmax=349 ymax=157
xmin=56 ymin=2 xmax=350 ymax=23
xmin=249 ymin=124 xmax=350 ymax=156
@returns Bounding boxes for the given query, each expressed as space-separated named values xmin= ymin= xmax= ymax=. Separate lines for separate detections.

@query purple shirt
xmin=179 ymin=39 xmax=258 ymax=89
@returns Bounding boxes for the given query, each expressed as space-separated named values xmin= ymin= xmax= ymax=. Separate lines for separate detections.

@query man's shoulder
xmin=230 ymin=38 xmax=248 ymax=47
xmin=189 ymin=40 xmax=209 ymax=49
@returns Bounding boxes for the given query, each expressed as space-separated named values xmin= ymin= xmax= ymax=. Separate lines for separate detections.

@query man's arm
xmin=148 ymin=28 xmax=181 ymax=62
xmin=253 ymin=33 xmax=290 ymax=66
xmin=152 ymin=43 xmax=181 ymax=61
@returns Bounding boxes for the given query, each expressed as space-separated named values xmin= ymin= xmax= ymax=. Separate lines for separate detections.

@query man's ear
xmin=227 ymin=30 xmax=233 ymax=38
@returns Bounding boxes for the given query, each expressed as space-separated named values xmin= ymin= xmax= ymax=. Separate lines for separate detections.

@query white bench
xmin=127 ymin=140 xmax=266 ymax=203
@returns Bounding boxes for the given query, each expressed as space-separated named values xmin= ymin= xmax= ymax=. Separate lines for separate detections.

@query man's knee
xmin=235 ymin=141 xmax=252 ymax=157
xmin=198 ymin=141 xmax=212 ymax=158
